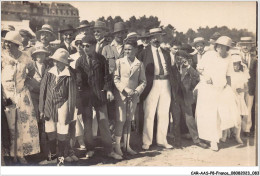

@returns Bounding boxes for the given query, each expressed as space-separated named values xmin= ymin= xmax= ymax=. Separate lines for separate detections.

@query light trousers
xmin=143 ymin=79 xmax=171 ymax=146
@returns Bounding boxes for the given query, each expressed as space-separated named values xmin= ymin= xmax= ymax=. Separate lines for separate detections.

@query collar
xmin=97 ymin=38 xmax=105 ymax=44
xmin=122 ymin=56 xmax=140 ymax=67
xmin=151 ymin=45 xmax=161 ymax=52
xmin=48 ymin=66 xmax=71 ymax=77
xmin=64 ymin=41 xmax=71 ymax=49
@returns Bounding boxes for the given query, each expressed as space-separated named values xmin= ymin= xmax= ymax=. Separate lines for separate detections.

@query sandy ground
xmin=3 ymin=131 xmax=257 ymax=167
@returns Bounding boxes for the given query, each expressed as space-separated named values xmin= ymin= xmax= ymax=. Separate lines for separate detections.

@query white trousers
xmin=143 ymin=79 xmax=171 ymax=146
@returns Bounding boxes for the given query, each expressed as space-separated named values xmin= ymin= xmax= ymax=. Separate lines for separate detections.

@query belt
xmin=154 ymin=75 xmax=169 ymax=80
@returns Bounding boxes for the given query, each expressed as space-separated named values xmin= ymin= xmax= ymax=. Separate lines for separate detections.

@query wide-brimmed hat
xmin=19 ymin=29 xmax=34 ymax=39
xmin=192 ymin=37 xmax=207 ymax=46
xmin=149 ymin=28 xmax=166 ymax=36
xmin=93 ymin=21 xmax=108 ymax=31
xmin=36 ymin=24 xmax=56 ymax=42
xmin=138 ymin=32 xmax=151 ymax=39
xmin=180 ymin=44 xmax=194 ymax=54
xmin=231 ymin=54 xmax=242 ymax=63
xmin=2 ymin=25 xmax=15 ymax=32
xmin=77 ymin=20 xmax=92 ymax=30
xmin=123 ymin=32 xmax=139 ymax=43
xmin=58 ymin=24 xmax=75 ymax=33
xmin=49 ymin=48 xmax=73 ymax=65
xmin=215 ymin=36 xmax=232 ymax=48
xmin=112 ymin=22 xmax=127 ymax=34
xmin=2 ymin=31 xmax=23 ymax=46
xmin=31 ymin=42 xmax=50 ymax=58
xmin=239 ymin=37 xmax=255 ymax=44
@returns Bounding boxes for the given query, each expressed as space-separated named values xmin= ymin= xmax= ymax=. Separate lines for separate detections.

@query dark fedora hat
xmin=58 ymin=24 xmax=75 ymax=33
xmin=93 ymin=21 xmax=108 ymax=31
xmin=77 ymin=20 xmax=92 ymax=30
xmin=112 ymin=22 xmax=127 ymax=34
xmin=180 ymin=43 xmax=194 ymax=54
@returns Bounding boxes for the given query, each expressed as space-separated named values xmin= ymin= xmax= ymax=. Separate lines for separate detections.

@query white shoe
xmin=157 ymin=143 xmax=174 ymax=149
xmin=210 ymin=142 xmax=218 ymax=151
xmin=142 ymin=144 xmax=150 ymax=150
xmin=85 ymin=151 xmax=95 ymax=159
xmin=107 ymin=151 xmax=123 ymax=160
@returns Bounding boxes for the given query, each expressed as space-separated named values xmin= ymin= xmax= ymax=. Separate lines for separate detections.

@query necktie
xmin=156 ymin=49 xmax=164 ymax=75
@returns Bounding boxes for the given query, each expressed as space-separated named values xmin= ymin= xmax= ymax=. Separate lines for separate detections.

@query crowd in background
xmin=1 ymin=20 xmax=257 ymax=166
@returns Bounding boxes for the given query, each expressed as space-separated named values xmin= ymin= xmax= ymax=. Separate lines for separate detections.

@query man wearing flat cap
xmin=93 ymin=21 xmax=110 ymax=54
xmin=59 ymin=24 xmax=77 ymax=55
xmin=192 ymin=37 xmax=207 ymax=70
xmin=238 ymin=36 xmax=257 ymax=136
xmin=170 ymin=50 xmax=208 ymax=149
xmin=139 ymin=27 xmax=174 ymax=150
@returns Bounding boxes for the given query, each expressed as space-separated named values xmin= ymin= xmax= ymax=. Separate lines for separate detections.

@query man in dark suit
xmin=170 ymin=50 xmax=208 ymax=149
xmin=93 ymin=21 xmax=110 ymax=54
xmin=59 ymin=24 xmax=77 ymax=55
xmin=139 ymin=28 xmax=175 ymax=150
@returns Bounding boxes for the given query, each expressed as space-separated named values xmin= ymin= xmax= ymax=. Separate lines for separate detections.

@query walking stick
xmin=13 ymin=106 xmax=18 ymax=163
xmin=125 ymin=95 xmax=132 ymax=153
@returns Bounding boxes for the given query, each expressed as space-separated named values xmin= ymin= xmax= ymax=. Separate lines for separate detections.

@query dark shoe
xmin=195 ymin=142 xmax=209 ymax=149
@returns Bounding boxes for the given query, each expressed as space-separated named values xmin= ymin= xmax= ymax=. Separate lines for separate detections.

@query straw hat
xmin=239 ymin=37 xmax=255 ymax=44
xmin=123 ymin=32 xmax=139 ymax=43
xmin=49 ymin=48 xmax=73 ymax=65
xmin=112 ymin=22 xmax=127 ymax=34
xmin=77 ymin=20 xmax=92 ymax=30
xmin=2 ymin=31 xmax=23 ymax=46
xmin=138 ymin=32 xmax=151 ymax=39
xmin=36 ymin=24 xmax=56 ymax=42
xmin=149 ymin=28 xmax=166 ymax=36
xmin=192 ymin=37 xmax=207 ymax=46
xmin=215 ymin=36 xmax=232 ymax=47
xmin=231 ymin=54 xmax=242 ymax=63
xmin=31 ymin=42 xmax=50 ymax=58
xmin=93 ymin=21 xmax=108 ymax=31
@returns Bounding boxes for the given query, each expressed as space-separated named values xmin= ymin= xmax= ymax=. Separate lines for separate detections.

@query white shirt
xmin=151 ymin=45 xmax=168 ymax=75
xmin=96 ymin=38 xmax=105 ymax=53
xmin=70 ymin=52 xmax=80 ymax=69
xmin=170 ymin=52 xmax=175 ymax=66
xmin=36 ymin=62 xmax=44 ymax=76
xmin=111 ymin=39 xmax=123 ymax=54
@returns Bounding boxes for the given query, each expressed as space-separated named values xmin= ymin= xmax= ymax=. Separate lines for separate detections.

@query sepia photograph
xmin=0 ymin=0 xmax=258 ymax=175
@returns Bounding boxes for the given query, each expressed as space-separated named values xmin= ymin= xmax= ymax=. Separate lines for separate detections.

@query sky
xmin=68 ymin=1 xmax=257 ymax=33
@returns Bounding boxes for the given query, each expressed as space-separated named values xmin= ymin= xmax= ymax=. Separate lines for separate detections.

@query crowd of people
xmin=1 ymin=20 xmax=257 ymax=166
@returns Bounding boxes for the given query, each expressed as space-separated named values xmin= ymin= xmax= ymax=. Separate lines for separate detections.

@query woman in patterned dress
xmin=1 ymin=31 xmax=40 ymax=164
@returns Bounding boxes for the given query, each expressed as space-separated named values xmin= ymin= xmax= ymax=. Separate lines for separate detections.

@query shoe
xmin=210 ymin=142 xmax=218 ymax=151
xmin=235 ymin=137 xmax=243 ymax=144
xmin=85 ymin=151 xmax=95 ymax=159
xmin=57 ymin=157 xmax=65 ymax=166
xmin=220 ymin=137 xmax=226 ymax=143
xmin=107 ymin=151 xmax=123 ymax=160
xmin=64 ymin=156 xmax=73 ymax=162
xmin=39 ymin=158 xmax=57 ymax=165
xmin=157 ymin=143 xmax=174 ymax=149
xmin=125 ymin=147 xmax=138 ymax=155
xmin=142 ymin=144 xmax=150 ymax=150
xmin=18 ymin=157 xmax=27 ymax=164
xmin=70 ymin=154 xmax=79 ymax=162
xmin=195 ymin=142 xmax=209 ymax=149
xmin=79 ymin=145 xmax=86 ymax=150
xmin=114 ymin=144 xmax=123 ymax=156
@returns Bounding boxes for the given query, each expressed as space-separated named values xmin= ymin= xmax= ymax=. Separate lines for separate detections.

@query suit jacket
xmin=137 ymin=45 xmax=179 ymax=102
xmin=172 ymin=65 xmax=200 ymax=106
xmin=114 ymin=56 xmax=146 ymax=104
xmin=60 ymin=42 xmax=77 ymax=55
xmin=102 ymin=40 xmax=124 ymax=74
xmin=96 ymin=38 xmax=110 ymax=54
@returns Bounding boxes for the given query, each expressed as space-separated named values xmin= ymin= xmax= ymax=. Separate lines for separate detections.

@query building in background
xmin=1 ymin=1 xmax=80 ymax=38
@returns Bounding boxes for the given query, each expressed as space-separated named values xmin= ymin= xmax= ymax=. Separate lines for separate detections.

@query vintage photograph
xmin=1 ymin=0 xmax=258 ymax=170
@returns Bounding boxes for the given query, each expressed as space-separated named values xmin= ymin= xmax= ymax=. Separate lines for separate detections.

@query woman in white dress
xmin=195 ymin=36 xmax=240 ymax=151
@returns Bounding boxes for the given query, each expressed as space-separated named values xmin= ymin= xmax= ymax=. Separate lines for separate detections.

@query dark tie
xmin=156 ymin=49 xmax=164 ymax=75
